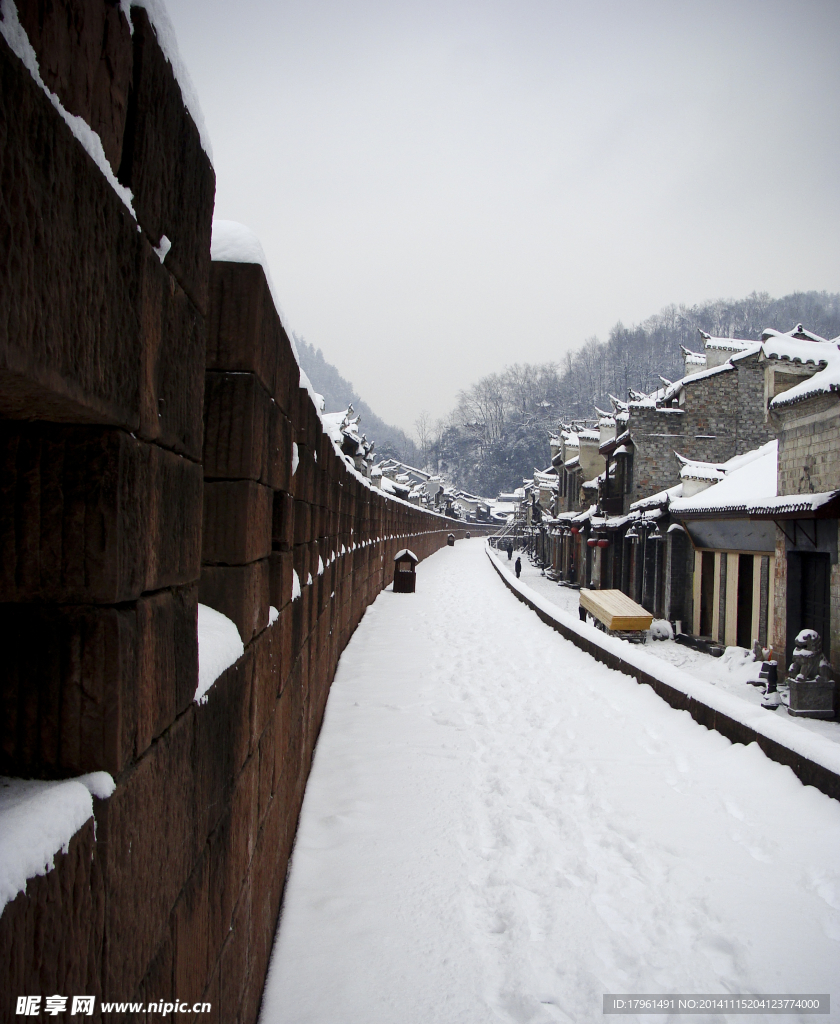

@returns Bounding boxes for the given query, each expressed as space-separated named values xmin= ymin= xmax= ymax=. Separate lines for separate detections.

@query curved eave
xmin=674 ymin=491 xmax=840 ymax=522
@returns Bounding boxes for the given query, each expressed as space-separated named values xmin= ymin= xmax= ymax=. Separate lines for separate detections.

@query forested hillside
xmin=430 ymin=290 xmax=840 ymax=497
xmin=295 ymin=336 xmax=420 ymax=463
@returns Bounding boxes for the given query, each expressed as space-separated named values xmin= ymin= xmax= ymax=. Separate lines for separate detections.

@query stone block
xmin=193 ymin=648 xmax=253 ymax=843
xmin=17 ymin=0 xmax=133 ymax=172
xmin=202 ymin=371 xmax=268 ymax=482
xmin=231 ymin=753 xmax=260 ymax=890
xmin=0 ymin=584 xmax=196 ymax=778
xmin=276 ymin=602 xmax=294 ymax=696
xmin=271 ymin=491 xmax=295 ymax=552
xmin=274 ymin=329 xmax=299 ymax=418
xmin=0 ymin=34 xmax=142 ymax=427
xmin=99 ymin=714 xmax=196 ymax=1000
xmin=199 ymin=560 xmax=270 ymax=644
xmin=207 ymin=262 xmax=280 ymax=396
xmin=258 ymin=708 xmax=277 ymax=817
xmin=133 ymin=930 xmax=175 ymax=1021
xmin=0 ymin=424 xmax=202 ymax=604
xmin=135 ymin=585 xmax=199 ymax=757
xmin=247 ymin=793 xmax=285 ymax=999
xmin=137 ymin=248 xmax=206 ymax=459
xmin=202 ymin=480 xmax=273 ymax=566
xmin=0 ymin=601 xmax=134 ymax=778
xmin=118 ymin=9 xmax=214 ymax=314
xmin=250 ymin=619 xmax=281 ymax=752
xmin=0 ymin=818 xmax=102 ymax=1004
xmin=219 ymin=884 xmax=250 ymax=1024
xmin=266 ymin=404 xmax=292 ymax=492
xmin=293 ymin=499 xmax=312 ymax=546
xmin=269 ymin=550 xmax=294 ymax=614
xmin=172 ymin=850 xmax=210 ymax=1009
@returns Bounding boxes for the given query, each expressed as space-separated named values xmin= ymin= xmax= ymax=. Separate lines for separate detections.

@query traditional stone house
xmin=670 ymin=442 xmax=778 ymax=647
xmin=598 ymin=332 xmax=774 ymax=517
xmin=758 ymin=326 xmax=840 ymax=673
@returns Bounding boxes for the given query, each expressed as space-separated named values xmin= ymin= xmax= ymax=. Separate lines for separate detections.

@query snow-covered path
xmin=260 ymin=541 xmax=840 ymax=1024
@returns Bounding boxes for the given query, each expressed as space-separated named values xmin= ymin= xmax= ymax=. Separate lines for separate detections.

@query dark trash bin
xmin=393 ymin=548 xmax=418 ymax=593
xmin=447 ymin=534 xmax=455 ymax=547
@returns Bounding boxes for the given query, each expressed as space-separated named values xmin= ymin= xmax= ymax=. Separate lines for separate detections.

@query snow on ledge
xmin=485 ymin=545 xmax=840 ymax=779
xmin=195 ymin=603 xmax=244 ymax=704
xmin=0 ymin=772 xmax=115 ymax=912
xmin=209 ymin=220 xmax=328 ymax=407
xmin=0 ymin=0 xmax=136 ymax=216
xmin=124 ymin=0 xmax=213 ymax=161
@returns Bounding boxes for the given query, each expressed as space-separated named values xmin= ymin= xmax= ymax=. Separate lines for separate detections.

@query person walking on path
xmin=514 ymin=556 xmax=522 ymax=579
xmin=507 ymin=544 xmax=513 ymax=561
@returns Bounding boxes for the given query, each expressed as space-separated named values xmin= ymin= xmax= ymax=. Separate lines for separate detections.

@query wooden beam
xmin=725 ymin=552 xmax=739 ymax=647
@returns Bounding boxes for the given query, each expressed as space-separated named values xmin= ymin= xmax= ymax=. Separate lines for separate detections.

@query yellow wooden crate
xmin=579 ymin=589 xmax=653 ymax=631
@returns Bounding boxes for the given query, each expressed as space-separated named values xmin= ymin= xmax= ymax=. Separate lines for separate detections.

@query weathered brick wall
xmin=626 ymin=406 xmax=686 ymax=506
xmin=732 ymin=352 xmax=773 ymax=455
xmin=0 ymin=6 xmax=488 ymax=1021
xmin=774 ymin=393 xmax=840 ymax=496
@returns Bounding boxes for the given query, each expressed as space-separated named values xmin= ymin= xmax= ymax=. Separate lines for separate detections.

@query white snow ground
xmin=490 ymin=546 xmax=840 ymax=748
xmin=260 ymin=540 xmax=840 ymax=1024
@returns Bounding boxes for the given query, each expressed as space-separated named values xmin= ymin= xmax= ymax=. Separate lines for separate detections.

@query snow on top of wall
xmin=124 ymin=0 xmax=212 ymax=161
xmin=210 ymin=219 xmax=288 ymax=323
xmin=0 ymin=0 xmax=136 ymax=216
xmin=209 ymin=220 xmax=328 ymax=414
xmin=0 ymin=772 xmax=115 ymax=912
xmin=195 ymin=603 xmax=244 ymax=703
xmin=671 ymin=440 xmax=777 ymax=514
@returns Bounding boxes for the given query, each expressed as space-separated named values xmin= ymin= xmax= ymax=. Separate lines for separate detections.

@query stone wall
xmin=0 ymin=6 xmax=484 ymax=1020
xmin=626 ymin=356 xmax=774 ymax=512
xmin=770 ymin=392 xmax=840 ymax=672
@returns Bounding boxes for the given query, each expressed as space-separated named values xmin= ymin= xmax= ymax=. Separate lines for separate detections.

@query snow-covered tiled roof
xmin=761 ymin=324 xmax=829 ymax=344
xmin=671 ymin=441 xmax=777 ymax=515
xmin=761 ymin=332 xmax=840 ymax=409
xmin=679 ymin=462 xmax=724 ymax=483
xmin=630 ymin=484 xmax=682 ymax=512
xmin=762 ymin=337 xmax=832 ymax=366
xmin=699 ymin=331 xmax=756 ymax=354
xmin=565 ymin=455 xmax=580 ymax=470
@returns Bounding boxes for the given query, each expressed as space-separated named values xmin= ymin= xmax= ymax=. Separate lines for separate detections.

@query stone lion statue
xmin=787 ymin=629 xmax=833 ymax=683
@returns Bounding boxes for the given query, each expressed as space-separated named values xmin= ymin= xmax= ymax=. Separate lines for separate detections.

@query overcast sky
xmin=166 ymin=0 xmax=840 ymax=434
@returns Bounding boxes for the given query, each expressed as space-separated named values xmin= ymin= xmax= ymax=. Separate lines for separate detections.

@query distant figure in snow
xmin=515 ymin=556 xmax=522 ymax=579
xmin=507 ymin=544 xmax=513 ymax=561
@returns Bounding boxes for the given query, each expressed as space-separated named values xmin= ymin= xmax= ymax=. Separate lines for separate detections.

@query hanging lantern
xmin=597 ymin=538 xmax=610 ymax=548
xmin=586 ymin=536 xmax=597 ymax=547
